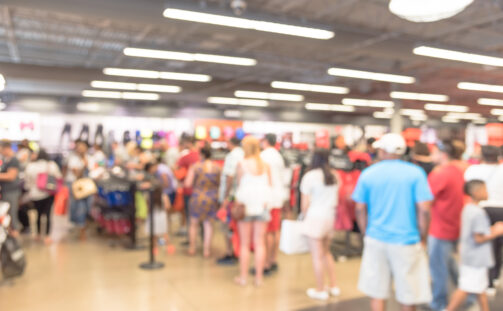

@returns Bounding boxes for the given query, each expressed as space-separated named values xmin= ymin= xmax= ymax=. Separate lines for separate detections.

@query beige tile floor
xmin=0 ymin=229 xmax=364 ymax=311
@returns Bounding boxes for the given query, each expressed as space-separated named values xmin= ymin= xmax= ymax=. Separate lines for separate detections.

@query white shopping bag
xmin=279 ymin=219 xmax=310 ymax=255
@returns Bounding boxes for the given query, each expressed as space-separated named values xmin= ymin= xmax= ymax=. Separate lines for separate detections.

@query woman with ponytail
xmin=300 ymin=149 xmax=341 ymax=300
xmin=234 ymin=136 xmax=272 ymax=287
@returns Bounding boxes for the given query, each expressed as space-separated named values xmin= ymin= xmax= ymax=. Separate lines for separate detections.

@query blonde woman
xmin=234 ymin=136 xmax=272 ymax=286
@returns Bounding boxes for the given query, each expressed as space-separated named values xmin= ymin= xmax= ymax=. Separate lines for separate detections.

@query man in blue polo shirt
xmin=352 ymin=133 xmax=433 ymax=311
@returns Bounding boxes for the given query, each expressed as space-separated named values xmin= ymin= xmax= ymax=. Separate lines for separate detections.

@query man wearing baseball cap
xmin=352 ymin=133 xmax=433 ymax=311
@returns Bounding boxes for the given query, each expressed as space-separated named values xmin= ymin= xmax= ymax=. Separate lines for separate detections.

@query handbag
xmin=71 ymin=178 xmax=97 ymax=200
xmin=36 ymin=162 xmax=63 ymax=195
xmin=231 ymin=202 xmax=245 ymax=221
xmin=279 ymin=219 xmax=310 ymax=255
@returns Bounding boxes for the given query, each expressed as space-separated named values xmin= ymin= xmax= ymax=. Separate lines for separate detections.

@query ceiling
xmin=1 ymin=0 xmax=503 ymax=123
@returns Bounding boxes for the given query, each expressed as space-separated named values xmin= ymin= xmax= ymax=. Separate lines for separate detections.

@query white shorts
xmin=459 ymin=265 xmax=489 ymax=294
xmin=302 ymin=216 xmax=334 ymax=239
xmin=358 ymin=237 xmax=432 ymax=305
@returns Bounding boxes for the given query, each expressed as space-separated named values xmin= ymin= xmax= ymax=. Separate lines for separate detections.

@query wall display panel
xmin=0 ymin=112 xmax=40 ymax=141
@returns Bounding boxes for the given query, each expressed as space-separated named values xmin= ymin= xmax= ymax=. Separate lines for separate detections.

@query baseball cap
xmin=372 ymin=133 xmax=407 ymax=155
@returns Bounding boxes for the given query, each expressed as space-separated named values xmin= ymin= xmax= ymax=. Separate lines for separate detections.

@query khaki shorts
xmin=358 ymin=237 xmax=432 ymax=306
xmin=459 ymin=265 xmax=489 ymax=294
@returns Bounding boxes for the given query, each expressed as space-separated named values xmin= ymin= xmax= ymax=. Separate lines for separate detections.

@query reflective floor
xmin=0 ymin=226 xmax=501 ymax=311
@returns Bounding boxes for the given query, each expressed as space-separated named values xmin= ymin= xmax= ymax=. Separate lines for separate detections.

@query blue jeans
xmin=428 ymin=236 xmax=458 ymax=311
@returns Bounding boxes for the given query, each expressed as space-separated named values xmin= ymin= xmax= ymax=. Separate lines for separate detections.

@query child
xmin=445 ymin=180 xmax=503 ymax=311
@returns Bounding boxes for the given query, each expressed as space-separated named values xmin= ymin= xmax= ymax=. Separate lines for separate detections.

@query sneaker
xmin=306 ymin=288 xmax=329 ymax=301
xmin=486 ymin=287 xmax=497 ymax=296
xmin=249 ymin=267 xmax=272 ymax=276
xmin=217 ymin=255 xmax=238 ymax=266
xmin=270 ymin=262 xmax=279 ymax=272
xmin=329 ymin=287 xmax=341 ymax=297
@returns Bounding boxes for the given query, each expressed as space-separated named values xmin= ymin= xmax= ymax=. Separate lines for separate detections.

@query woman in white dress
xmin=300 ymin=149 xmax=340 ymax=300
xmin=234 ymin=136 xmax=272 ymax=286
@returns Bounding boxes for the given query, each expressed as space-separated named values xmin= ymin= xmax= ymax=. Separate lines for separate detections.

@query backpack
xmin=1 ymin=235 xmax=26 ymax=279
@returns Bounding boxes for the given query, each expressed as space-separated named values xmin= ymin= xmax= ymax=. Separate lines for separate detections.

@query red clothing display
xmin=428 ymin=164 xmax=465 ymax=241
xmin=177 ymin=150 xmax=200 ymax=195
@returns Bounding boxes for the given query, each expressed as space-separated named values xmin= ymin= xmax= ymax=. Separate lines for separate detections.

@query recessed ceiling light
xmin=163 ymin=8 xmax=334 ymax=40
xmin=305 ymin=103 xmax=355 ymax=112
xmin=458 ymin=82 xmax=503 ymax=93
xmin=234 ymin=90 xmax=304 ymax=102
xmin=413 ymin=46 xmax=503 ymax=66
xmin=390 ymin=91 xmax=449 ymax=102
xmin=82 ymin=90 xmax=159 ymax=101
xmin=424 ymin=103 xmax=469 ymax=112
xmin=478 ymin=98 xmax=503 ymax=106
xmin=328 ymin=68 xmax=415 ymax=84
xmin=103 ymin=68 xmax=211 ymax=82
xmin=207 ymin=97 xmax=269 ymax=107
xmin=124 ymin=47 xmax=257 ymax=66
xmin=342 ymin=98 xmax=395 ymax=108
xmin=271 ymin=81 xmax=349 ymax=94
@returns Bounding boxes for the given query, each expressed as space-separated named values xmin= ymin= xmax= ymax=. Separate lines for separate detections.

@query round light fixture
xmin=389 ymin=0 xmax=474 ymax=23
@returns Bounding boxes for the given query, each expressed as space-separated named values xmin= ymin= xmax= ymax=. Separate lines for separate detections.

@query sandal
xmin=234 ymin=276 xmax=247 ymax=287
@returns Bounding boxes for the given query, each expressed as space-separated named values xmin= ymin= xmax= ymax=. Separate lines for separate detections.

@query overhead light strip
xmin=305 ymin=103 xmax=355 ymax=112
xmin=207 ymin=97 xmax=268 ymax=107
xmin=82 ymin=90 xmax=160 ymax=101
xmin=478 ymin=98 xmax=503 ymax=106
xmin=328 ymin=68 xmax=415 ymax=84
xmin=271 ymin=81 xmax=349 ymax=94
xmin=91 ymin=80 xmax=181 ymax=93
xmin=490 ymin=109 xmax=503 ymax=116
xmin=342 ymin=98 xmax=395 ymax=108
xmin=235 ymin=90 xmax=304 ymax=102
xmin=103 ymin=68 xmax=211 ymax=82
xmin=413 ymin=46 xmax=503 ymax=66
xmin=390 ymin=91 xmax=449 ymax=102
xmin=373 ymin=112 xmax=393 ymax=119
xmin=424 ymin=103 xmax=469 ymax=112
xmin=163 ymin=8 xmax=334 ymax=40
xmin=458 ymin=82 xmax=503 ymax=93
xmin=124 ymin=47 xmax=257 ymax=66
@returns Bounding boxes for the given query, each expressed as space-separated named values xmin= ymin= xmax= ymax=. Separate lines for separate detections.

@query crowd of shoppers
xmin=2 ymin=131 xmax=503 ymax=311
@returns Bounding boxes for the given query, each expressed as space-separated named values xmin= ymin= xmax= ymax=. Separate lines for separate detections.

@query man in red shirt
xmin=176 ymin=135 xmax=200 ymax=236
xmin=428 ymin=141 xmax=465 ymax=311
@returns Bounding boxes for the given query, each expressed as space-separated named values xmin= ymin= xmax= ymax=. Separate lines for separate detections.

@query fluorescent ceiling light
xmin=389 ymin=0 xmax=473 ymax=23
xmin=401 ymin=109 xmax=426 ymax=116
xmin=91 ymin=81 xmax=136 ymax=90
xmin=424 ymin=103 xmax=469 ymax=112
xmin=271 ymin=81 xmax=349 ymax=94
xmin=305 ymin=103 xmax=355 ymax=112
xmin=76 ymin=102 xmax=101 ymax=112
xmin=413 ymin=46 xmax=503 ymax=67
xmin=91 ymin=81 xmax=181 ymax=93
xmin=122 ymin=92 xmax=160 ymax=100
xmin=490 ymin=109 xmax=503 ymax=116
xmin=234 ymin=90 xmax=304 ymax=102
xmin=124 ymin=47 xmax=256 ymax=66
xmin=328 ymin=68 xmax=415 ymax=84
xmin=446 ymin=112 xmax=481 ymax=120
xmin=473 ymin=118 xmax=487 ymax=124
xmin=163 ymin=8 xmax=334 ymax=40
xmin=82 ymin=90 xmax=121 ymax=99
xmin=373 ymin=112 xmax=392 ymax=119
xmin=207 ymin=97 xmax=268 ymax=107
xmin=82 ymin=90 xmax=159 ymax=101
xmin=390 ymin=91 xmax=449 ymax=102
xmin=442 ymin=117 xmax=460 ymax=123
xmin=458 ymin=82 xmax=503 ymax=93
xmin=103 ymin=67 xmax=211 ymax=82
xmin=478 ymin=98 xmax=503 ymax=106
xmin=342 ymin=98 xmax=394 ymax=108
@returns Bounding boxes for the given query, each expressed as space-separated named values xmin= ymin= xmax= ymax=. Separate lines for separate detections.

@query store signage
xmin=0 ymin=112 xmax=41 ymax=141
